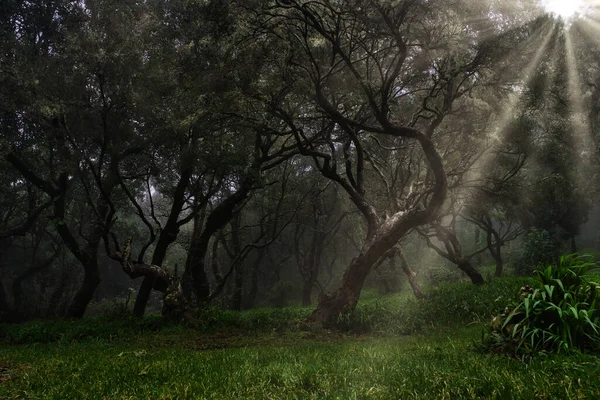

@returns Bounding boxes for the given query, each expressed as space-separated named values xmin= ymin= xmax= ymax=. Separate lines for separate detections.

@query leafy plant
xmin=483 ymin=254 xmax=600 ymax=356
xmin=514 ymin=228 xmax=559 ymax=276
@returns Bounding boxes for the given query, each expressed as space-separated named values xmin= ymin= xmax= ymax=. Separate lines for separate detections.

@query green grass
xmin=1 ymin=277 xmax=597 ymax=399
xmin=1 ymin=325 xmax=599 ymax=399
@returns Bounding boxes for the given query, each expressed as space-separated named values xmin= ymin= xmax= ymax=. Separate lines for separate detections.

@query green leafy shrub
xmin=341 ymin=277 xmax=536 ymax=334
xmin=0 ymin=315 xmax=180 ymax=344
xmin=515 ymin=228 xmax=559 ymax=276
xmin=426 ymin=264 xmax=463 ymax=286
xmin=483 ymin=254 xmax=600 ymax=356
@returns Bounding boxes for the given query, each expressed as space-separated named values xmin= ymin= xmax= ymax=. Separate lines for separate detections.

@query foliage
xmin=483 ymin=254 xmax=600 ymax=356
xmin=341 ymin=277 xmax=537 ymax=335
xmin=0 ymin=316 xmax=182 ymax=345
xmin=84 ymin=289 xmax=137 ymax=320
xmin=515 ymin=228 xmax=559 ymax=275
xmin=425 ymin=264 xmax=464 ymax=286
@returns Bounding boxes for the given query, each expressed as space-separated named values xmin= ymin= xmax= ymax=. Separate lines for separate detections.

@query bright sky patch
xmin=541 ymin=0 xmax=589 ymax=19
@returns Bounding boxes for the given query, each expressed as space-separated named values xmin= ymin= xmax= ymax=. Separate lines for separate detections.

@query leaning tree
xmin=249 ymin=0 xmax=552 ymax=324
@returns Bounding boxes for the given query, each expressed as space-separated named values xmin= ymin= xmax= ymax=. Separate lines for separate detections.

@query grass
xmin=1 ymin=325 xmax=599 ymax=399
xmin=1 ymin=277 xmax=598 ymax=399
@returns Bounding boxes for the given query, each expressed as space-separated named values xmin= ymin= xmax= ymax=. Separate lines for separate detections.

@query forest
xmin=1 ymin=0 xmax=600 ymax=398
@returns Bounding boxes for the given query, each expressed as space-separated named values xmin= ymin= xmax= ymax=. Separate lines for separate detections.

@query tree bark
xmin=457 ymin=259 xmax=485 ymax=285
xmin=229 ymin=213 xmax=244 ymax=311
xmin=133 ymin=276 xmax=155 ymax=317
xmin=67 ymin=260 xmax=101 ymax=318
xmin=309 ymin=132 xmax=447 ymax=326
xmin=246 ymin=254 xmax=261 ymax=309
xmin=134 ymin=168 xmax=192 ymax=317
xmin=397 ymin=246 xmax=425 ymax=299
xmin=183 ymin=182 xmax=253 ymax=304
xmin=182 ymin=212 xmax=211 ymax=304
xmin=493 ymin=256 xmax=504 ymax=278
xmin=244 ymin=247 xmax=266 ymax=310
xmin=231 ymin=266 xmax=244 ymax=311
xmin=0 ymin=279 xmax=8 ymax=317
xmin=302 ymin=278 xmax=313 ymax=306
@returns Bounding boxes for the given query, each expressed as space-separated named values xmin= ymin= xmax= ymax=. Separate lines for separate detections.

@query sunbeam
xmin=564 ymin=29 xmax=596 ymax=172
xmin=468 ymin=21 xmax=557 ymax=180
xmin=541 ymin=0 xmax=590 ymax=19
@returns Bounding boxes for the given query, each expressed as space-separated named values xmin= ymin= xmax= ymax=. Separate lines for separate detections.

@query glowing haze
xmin=540 ymin=0 xmax=590 ymax=19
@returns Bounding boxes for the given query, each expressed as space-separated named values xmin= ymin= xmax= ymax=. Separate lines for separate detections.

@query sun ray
xmin=563 ymin=29 xmax=597 ymax=180
xmin=580 ymin=14 xmax=600 ymax=31
xmin=468 ymin=21 xmax=558 ymax=180
xmin=541 ymin=0 xmax=588 ymax=19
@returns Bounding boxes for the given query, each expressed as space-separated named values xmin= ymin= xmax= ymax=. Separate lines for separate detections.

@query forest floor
xmin=1 ymin=324 xmax=599 ymax=399
xmin=1 ymin=279 xmax=600 ymax=399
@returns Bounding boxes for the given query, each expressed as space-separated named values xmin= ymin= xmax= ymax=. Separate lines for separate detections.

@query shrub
xmin=426 ymin=264 xmax=463 ymax=286
xmin=514 ymin=228 xmax=559 ymax=276
xmin=340 ymin=277 xmax=536 ymax=335
xmin=483 ymin=254 xmax=600 ymax=356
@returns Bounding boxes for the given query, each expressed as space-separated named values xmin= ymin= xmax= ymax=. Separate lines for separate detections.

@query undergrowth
xmin=0 ymin=277 xmax=538 ymax=344
xmin=341 ymin=277 xmax=538 ymax=334
xmin=482 ymin=254 xmax=600 ymax=356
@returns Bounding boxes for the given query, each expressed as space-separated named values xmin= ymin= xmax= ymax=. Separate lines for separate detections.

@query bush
xmin=515 ymin=228 xmax=559 ymax=276
xmin=340 ymin=277 xmax=537 ymax=335
xmin=483 ymin=254 xmax=600 ymax=356
xmin=84 ymin=288 xmax=136 ymax=319
xmin=0 ymin=315 xmax=179 ymax=344
xmin=426 ymin=264 xmax=463 ymax=286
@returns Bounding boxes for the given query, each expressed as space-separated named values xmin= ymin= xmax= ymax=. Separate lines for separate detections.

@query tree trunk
xmin=182 ymin=213 xmax=211 ymax=304
xmin=231 ymin=266 xmax=244 ymax=311
xmin=64 ymin=160 xmax=119 ymax=318
xmin=397 ymin=247 xmax=425 ymax=299
xmin=134 ymin=168 xmax=193 ymax=316
xmin=133 ymin=276 xmax=155 ymax=317
xmin=457 ymin=260 xmax=485 ymax=285
xmin=494 ymin=256 xmax=504 ymax=278
xmin=302 ymin=278 xmax=313 ymax=306
xmin=309 ymin=255 xmax=367 ymax=325
xmin=246 ymin=259 xmax=260 ymax=309
xmin=0 ymin=279 xmax=8 ymax=317
xmin=66 ymin=258 xmax=101 ymax=318
xmin=485 ymin=229 xmax=504 ymax=278
xmin=570 ymin=237 xmax=577 ymax=254
xmin=245 ymin=248 xmax=265 ymax=310
xmin=309 ymin=132 xmax=447 ymax=326
xmin=183 ymin=184 xmax=253 ymax=304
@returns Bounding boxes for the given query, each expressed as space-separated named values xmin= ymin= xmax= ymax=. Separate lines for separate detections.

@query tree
xmin=254 ymin=0 xmax=546 ymax=324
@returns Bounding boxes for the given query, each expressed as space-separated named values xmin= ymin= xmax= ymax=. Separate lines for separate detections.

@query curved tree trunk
xmin=245 ymin=255 xmax=261 ymax=309
xmin=494 ymin=257 xmax=504 ymax=278
xmin=397 ymin=247 xmax=425 ymax=299
xmin=0 ymin=279 xmax=8 ymax=317
xmin=134 ymin=168 xmax=192 ymax=317
xmin=133 ymin=276 xmax=155 ymax=317
xmin=302 ymin=278 xmax=314 ymax=306
xmin=184 ymin=183 xmax=253 ymax=304
xmin=309 ymin=133 xmax=447 ymax=326
xmin=457 ymin=259 xmax=485 ymax=285
xmin=231 ymin=266 xmax=244 ymax=311
xmin=66 ymin=259 xmax=101 ymax=318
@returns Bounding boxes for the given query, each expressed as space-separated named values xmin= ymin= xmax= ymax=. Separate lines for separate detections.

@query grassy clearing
xmin=1 ymin=326 xmax=599 ymax=399
xmin=1 ymin=277 xmax=598 ymax=399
